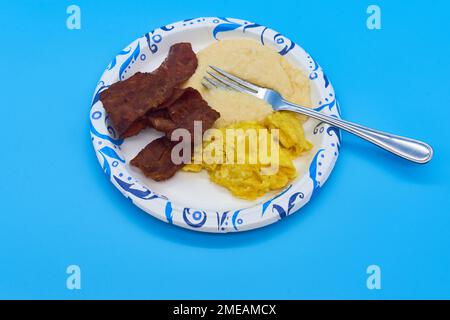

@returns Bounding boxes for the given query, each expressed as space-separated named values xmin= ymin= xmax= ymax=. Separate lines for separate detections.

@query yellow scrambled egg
xmin=183 ymin=111 xmax=313 ymax=200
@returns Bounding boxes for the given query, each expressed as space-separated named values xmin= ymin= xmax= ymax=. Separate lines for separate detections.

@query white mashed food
xmin=184 ymin=39 xmax=311 ymax=127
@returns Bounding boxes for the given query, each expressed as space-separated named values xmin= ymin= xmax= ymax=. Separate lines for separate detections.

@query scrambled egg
xmin=183 ymin=111 xmax=312 ymax=200
xmin=264 ymin=111 xmax=313 ymax=157
xmin=182 ymin=39 xmax=313 ymax=200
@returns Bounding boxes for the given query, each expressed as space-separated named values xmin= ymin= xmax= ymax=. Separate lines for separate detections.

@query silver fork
xmin=203 ymin=65 xmax=433 ymax=164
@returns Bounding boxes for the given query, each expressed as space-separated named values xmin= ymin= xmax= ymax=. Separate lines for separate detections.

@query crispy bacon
xmin=121 ymin=88 xmax=184 ymax=138
xmin=130 ymin=137 xmax=182 ymax=181
xmin=130 ymin=88 xmax=220 ymax=181
xmin=165 ymin=88 xmax=220 ymax=137
xmin=100 ymin=43 xmax=198 ymax=138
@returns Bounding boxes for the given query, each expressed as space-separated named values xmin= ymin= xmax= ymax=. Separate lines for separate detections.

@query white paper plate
xmin=90 ymin=17 xmax=341 ymax=233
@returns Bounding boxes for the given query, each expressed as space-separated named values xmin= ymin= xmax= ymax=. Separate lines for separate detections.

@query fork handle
xmin=278 ymin=99 xmax=433 ymax=164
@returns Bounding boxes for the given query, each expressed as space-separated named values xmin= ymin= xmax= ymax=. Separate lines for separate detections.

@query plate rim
xmin=89 ymin=16 xmax=342 ymax=233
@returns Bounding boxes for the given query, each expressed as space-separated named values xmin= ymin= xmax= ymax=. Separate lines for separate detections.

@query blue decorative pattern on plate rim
xmin=89 ymin=17 xmax=341 ymax=233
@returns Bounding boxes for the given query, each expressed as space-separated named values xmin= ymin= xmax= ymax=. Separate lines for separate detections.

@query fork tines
xmin=202 ymin=66 xmax=261 ymax=97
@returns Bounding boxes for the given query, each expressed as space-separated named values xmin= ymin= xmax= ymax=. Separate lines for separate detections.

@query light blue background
xmin=0 ymin=0 xmax=449 ymax=299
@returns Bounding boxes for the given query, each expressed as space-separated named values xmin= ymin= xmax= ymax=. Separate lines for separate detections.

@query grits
xmin=184 ymin=39 xmax=311 ymax=127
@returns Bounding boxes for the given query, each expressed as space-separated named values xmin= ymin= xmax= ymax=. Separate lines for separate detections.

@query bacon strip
xmin=121 ymin=88 xmax=184 ymax=138
xmin=165 ymin=88 xmax=220 ymax=137
xmin=100 ymin=43 xmax=198 ymax=138
xmin=130 ymin=88 xmax=220 ymax=181
xmin=130 ymin=137 xmax=182 ymax=182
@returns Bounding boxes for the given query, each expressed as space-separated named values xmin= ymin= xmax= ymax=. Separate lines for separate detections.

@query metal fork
xmin=203 ymin=66 xmax=433 ymax=164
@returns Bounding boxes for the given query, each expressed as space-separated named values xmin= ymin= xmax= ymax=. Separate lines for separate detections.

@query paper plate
xmin=89 ymin=17 xmax=341 ymax=233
